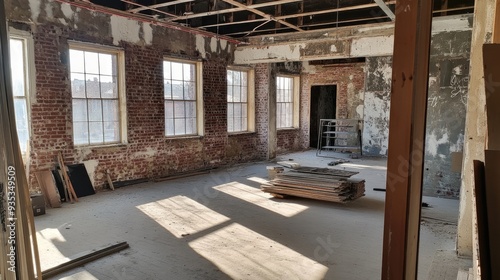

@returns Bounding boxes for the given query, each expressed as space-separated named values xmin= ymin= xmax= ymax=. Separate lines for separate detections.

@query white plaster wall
xmin=362 ymin=92 xmax=390 ymax=156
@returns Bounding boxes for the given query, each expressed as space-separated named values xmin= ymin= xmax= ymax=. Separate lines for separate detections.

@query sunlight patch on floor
xmin=215 ymin=181 xmax=308 ymax=217
xmin=137 ymin=195 xmax=230 ymax=238
xmin=189 ymin=223 xmax=328 ymax=280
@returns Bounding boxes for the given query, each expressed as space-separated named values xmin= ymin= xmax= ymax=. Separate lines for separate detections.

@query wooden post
xmin=0 ymin=2 xmax=42 ymax=279
xmin=381 ymin=0 xmax=433 ymax=279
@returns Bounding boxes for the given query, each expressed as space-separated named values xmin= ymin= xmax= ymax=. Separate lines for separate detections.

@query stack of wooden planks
xmin=261 ymin=166 xmax=365 ymax=203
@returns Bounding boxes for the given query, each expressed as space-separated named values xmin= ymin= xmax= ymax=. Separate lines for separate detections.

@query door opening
xmin=310 ymin=85 xmax=337 ymax=148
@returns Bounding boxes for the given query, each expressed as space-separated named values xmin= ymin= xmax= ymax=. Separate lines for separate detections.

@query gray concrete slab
xmin=34 ymin=150 xmax=469 ymax=279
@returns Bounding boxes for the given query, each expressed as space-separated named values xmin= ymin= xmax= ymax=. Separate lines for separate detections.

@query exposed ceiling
xmin=87 ymin=0 xmax=475 ymax=39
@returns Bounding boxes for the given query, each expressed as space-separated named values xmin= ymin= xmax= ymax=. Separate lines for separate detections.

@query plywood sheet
xmin=485 ymin=150 xmax=500 ymax=279
xmin=35 ymin=170 xmax=61 ymax=208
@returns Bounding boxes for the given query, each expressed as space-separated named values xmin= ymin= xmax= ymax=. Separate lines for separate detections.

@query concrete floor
xmin=34 ymin=150 xmax=470 ymax=279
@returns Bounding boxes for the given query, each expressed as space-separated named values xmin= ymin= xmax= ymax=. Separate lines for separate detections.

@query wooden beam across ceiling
xmin=127 ymin=0 xmax=195 ymax=13
xmin=169 ymin=0 xmax=303 ymax=21
xmin=382 ymin=0 xmax=433 ymax=279
xmin=221 ymin=0 xmax=304 ymax=32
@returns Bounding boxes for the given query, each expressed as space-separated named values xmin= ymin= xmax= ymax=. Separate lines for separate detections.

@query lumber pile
xmin=262 ymin=167 xmax=365 ymax=203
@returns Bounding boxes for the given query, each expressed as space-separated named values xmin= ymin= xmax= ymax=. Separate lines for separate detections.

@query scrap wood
xmin=57 ymin=152 xmax=78 ymax=203
xmin=261 ymin=168 xmax=365 ymax=204
xmin=42 ymin=241 xmax=130 ymax=279
xmin=153 ymin=169 xmax=212 ymax=182
xmin=106 ymin=170 xmax=115 ymax=191
xmin=35 ymin=170 xmax=61 ymax=208
xmin=292 ymin=166 xmax=358 ymax=177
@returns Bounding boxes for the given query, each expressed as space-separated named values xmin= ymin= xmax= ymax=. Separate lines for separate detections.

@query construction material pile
xmin=261 ymin=166 xmax=365 ymax=204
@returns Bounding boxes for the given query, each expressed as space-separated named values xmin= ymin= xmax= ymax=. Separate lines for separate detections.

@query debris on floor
xmin=328 ymin=159 xmax=350 ymax=166
xmin=262 ymin=166 xmax=365 ymax=203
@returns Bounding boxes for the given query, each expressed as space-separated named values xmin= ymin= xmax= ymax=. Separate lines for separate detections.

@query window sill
xmin=228 ymin=131 xmax=256 ymax=136
xmin=165 ymin=135 xmax=203 ymax=141
xmin=277 ymin=127 xmax=300 ymax=131
xmin=74 ymin=143 xmax=128 ymax=150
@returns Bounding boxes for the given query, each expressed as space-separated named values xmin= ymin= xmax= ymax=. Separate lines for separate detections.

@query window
xmin=276 ymin=76 xmax=299 ymax=129
xmin=10 ymin=37 xmax=30 ymax=154
xmin=164 ymin=59 xmax=203 ymax=137
xmin=227 ymin=68 xmax=255 ymax=133
xmin=69 ymin=43 xmax=126 ymax=146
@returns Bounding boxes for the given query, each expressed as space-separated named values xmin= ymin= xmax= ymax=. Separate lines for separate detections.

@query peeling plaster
xmin=142 ymin=23 xmax=153 ymax=45
xmin=450 ymin=133 xmax=464 ymax=152
xmin=356 ymin=105 xmax=364 ymax=119
xmin=132 ymin=147 xmax=157 ymax=160
xmin=350 ymin=35 xmax=394 ymax=57
xmin=110 ymin=15 xmax=142 ymax=45
xmin=195 ymin=35 xmax=207 ymax=59
xmin=60 ymin=2 xmax=73 ymax=19
xmin=210 ymin=37 xmax=217 ymax=53
xmin=427 ymin=132 xmax=449 ymax=157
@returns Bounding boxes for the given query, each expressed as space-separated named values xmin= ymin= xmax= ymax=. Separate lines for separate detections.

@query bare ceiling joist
xmin=127 ymin=0 xmax=195 ymax=13
xmin=275 ymin=2 xmax=396 ymax=21
xmin=121 ymin=0 xmax=177 ymax=17
xmin=221 ymin=0 xmax=303 ymax=32
xmin=170 ymin=0 xmax=302 ymax=21
xmin=374 ymin=0 xmax=396 ymax=21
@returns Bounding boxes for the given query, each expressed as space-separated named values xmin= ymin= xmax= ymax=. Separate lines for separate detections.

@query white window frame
xmin=227 ymin=67 xmax=255 ymax=133
xmin=68 ymin=41 xmax=127 ymax=147
xmin=9 ymin=30 xmax=35 ymax=156
xmin=276 ymin=75 xmax=300 ymax=129
xmin=163 ymin=57 xmax=204 ymax=137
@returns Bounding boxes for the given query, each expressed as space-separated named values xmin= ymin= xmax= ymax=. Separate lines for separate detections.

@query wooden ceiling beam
xmin=221 ymin=0 xmax=303 ymax=31
xmin=374 ymin=0 xmax=396 ymax=21
xmin=275 ymin=2 xmax=396 ymax=20
xmin=127 ymin=0 xmax=195 ymax=13
xmin=121 ymin=0 xmax=177 ymax=17
xmin=170 ymin=0 xmax=302 ymax=21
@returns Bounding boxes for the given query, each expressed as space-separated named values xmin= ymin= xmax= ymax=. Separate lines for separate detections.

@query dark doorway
xmin=310 ymin=85 xmax=337 ymax=148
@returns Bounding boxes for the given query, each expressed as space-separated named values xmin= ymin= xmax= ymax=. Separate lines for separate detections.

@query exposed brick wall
xmin=254 ymin=64 xmax=271 ymax=159
xmin=25 ymin=21 xmax=236 ymax=191
xmin=301 ymin=63 xmax=365 ymax=148
xmin=277 ymin=129 xmax=302 ymax=154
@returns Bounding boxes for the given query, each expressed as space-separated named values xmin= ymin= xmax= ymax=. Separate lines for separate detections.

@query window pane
xmin=242 ymin=71 xmax=248 ymax=86
xmin=234 ymin=103 xmax=242 ymax=118
xmin=84 ymin=51 xmax=100 ymax=74
xmin=186 ymin=118 xmax=196 ymax=134
xmin=73 ymin=122 xmax=89 ymax=145
xmin=69 ymin=49 xmax=85 ymax=73
xmin=14 ymin=99 xmax=29 ymax=153
xmin=88 ymin=99 xmax=103 ymax=121
xmin=10 ymin=39 xmax=25 ymax=97
xmin=228 ymin=116 xmax=234 ymax=132
xmin=171 ymin=62 xmax=183 ymax=80
xmin=233 ymin=71 xmax=241 ymax=85
xmin=242 ymin=104 xmax=247 ymax=119
xmin=175 ymin=119 xmax=186 ymax=135
xmin=172 ymin=80 xmax=183 ymax=100
xmin=233 ymin=86 xmax=241 ymax=102
xmin=227 ymin=71 xmax=233 ymax=86
xmin=72 ymin=99 xmax=88 ymax=122
xmin=174 ymin=101 xmax=185 ymax=118
xmin=102 ymin=100 xmax=119 ymax=122
xmin=183 ymin=63 xmax=195 ymax=82
xmin=165 ymin=101 xmax=174 ymax=119
xmin=186 ymin=101 xmax=196 ymax=118
xmin=234 ymin=118 xmax=242 ymax=132
xmin=185 ymin=81 xmax=196 ymax=100
xmin=163 ymin=61 xmax=171 ymax=80
xmin=100 ymin=75 xmax=117 ymax=98
xmin=164 ymin=80 xmax=172 ymax=99
xmin=89 ymin=122 xmax=104 ymax=144
xmin=227 ymin=86 xmax=233 ymax=102
xmin=241 ymin=87 xmax=247 ymax=102
xmin=99 ymin=53 xmax=115 ymax=75
xmin=85 ymin=74 xmax=100 ymax=98
xmin=242 ymin=117 xmax=248 ymax=131
xmin=71 ymin=73 xmax=86 ymax=98
xmin=104 ymin=121 xmax=119 ymax=142
xmin=165 ymin=118 xmax=174 ymax=136
xmin=228 ymin=102 xmax=234 ymax=117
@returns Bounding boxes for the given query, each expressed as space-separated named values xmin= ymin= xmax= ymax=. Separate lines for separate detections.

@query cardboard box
xmin=30 ymin=194 xmax=46 ymax=216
